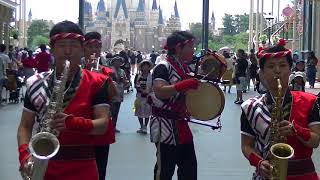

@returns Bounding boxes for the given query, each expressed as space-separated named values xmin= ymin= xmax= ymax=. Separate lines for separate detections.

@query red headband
xmin=84 ymin=39 xmax=102 ymax=46
xmin=257 ymin=39 xmax=292 ymax=59
xmin=49 ymin=33 xmax=85 ymax=45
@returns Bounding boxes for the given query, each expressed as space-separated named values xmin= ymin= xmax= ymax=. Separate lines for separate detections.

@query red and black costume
xmin=241 ymin=90 xmax=320 ymax=180
xmin=22 ymin=68 xmax=110 ymax=180
xmin=150 ymin=56 xmax=197 ymax=180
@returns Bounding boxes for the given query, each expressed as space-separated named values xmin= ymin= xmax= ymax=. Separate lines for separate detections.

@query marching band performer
xmin=240 ymin=39 xmax=320 ymax=180
xmin=150 ymin=31 xmax=199 ymax=180
xmin=17 ymin=21 xmax=112 ymax=180
xmin=83 ymin=31 xmax=116 ymax=180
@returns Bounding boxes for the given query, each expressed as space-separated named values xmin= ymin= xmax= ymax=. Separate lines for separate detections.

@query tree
xmin=32 ymin=35 xmax=49 ymax=48
xmin=189 ymin=23 xmax=203 ymax=47
xmin=222 ymin=14 xmax=235 ymax=35
xmin=27 ymin=20 xmax=50 ymax=48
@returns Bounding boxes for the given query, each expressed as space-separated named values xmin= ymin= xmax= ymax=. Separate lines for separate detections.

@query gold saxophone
xmin=21 ymin=60 xmax=70 ymax=180
xmin=268 ymin=77 xmax=294 ymax=180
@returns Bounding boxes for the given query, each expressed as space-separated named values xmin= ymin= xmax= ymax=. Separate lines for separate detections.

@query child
xmin=134 ymin=60 xmax=153 ymax=134
xmin=289 ymin=71 xmax=306 ymax=92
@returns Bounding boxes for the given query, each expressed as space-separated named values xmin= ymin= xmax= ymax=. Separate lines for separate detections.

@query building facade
xmin=0 ymin=0 xmax=17 ymax=51
xmin=84 ymin=0 xmax=182 ymax=52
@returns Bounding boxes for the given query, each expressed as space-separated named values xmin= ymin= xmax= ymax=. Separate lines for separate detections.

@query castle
xmin=84 ymin=0 xmax=182 ymax=52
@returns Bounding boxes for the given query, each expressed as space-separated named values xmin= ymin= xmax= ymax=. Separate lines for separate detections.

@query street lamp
xmin=265 ymin=13 xmax=274 ymax=46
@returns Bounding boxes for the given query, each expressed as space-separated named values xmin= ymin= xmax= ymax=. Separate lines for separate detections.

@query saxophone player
xmin=83 ymin=31 xmax=116 ymax=180
xmin=240 ymin=39 xmax=320 ymax=180
xmin=17 ymin=21 xmax=112 ymax=180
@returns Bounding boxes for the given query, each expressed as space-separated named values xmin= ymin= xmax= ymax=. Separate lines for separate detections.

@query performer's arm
xmin=152 ymin=64 xmax=177 ymax=99
xmin=51 ymin=81 xmax=111 ymax=135
xmin=17 ymin=95 xmax=37 ymax=169
xmin=17 ymin=110 xmax=35 ymax=147
xmin=295 ymin=101 xmax=320 ymax=148
xmin=240 ymin=111 xmax=272 ymax=178
xmin=153 ymin=64 xmax=199 ymax=99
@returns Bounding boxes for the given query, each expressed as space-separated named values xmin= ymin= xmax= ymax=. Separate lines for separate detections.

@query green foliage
xmin=190 ymin=13 xmax=250 ymax=53
xmin=10 ymin=29 xmax=19 ymax=40
xmin=32 ymin=35 xmax=49 ymax=48
xmin=27 ymin=20 xmax=50 ymax=48
xmin=189 ymin=23 xmax=203 ymax=47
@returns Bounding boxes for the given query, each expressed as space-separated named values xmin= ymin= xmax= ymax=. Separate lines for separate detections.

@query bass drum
xmin=186 ymin=82 xmax=225 ymax=121
xmin=199 ymin=52 xmax=227 ymax=80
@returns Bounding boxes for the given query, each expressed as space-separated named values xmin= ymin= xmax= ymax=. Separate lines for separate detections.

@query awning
xmin=0 ymin=0 xmax=18 ymax=9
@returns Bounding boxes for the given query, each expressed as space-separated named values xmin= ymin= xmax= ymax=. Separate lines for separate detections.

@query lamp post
xmin=79 ymin=0 xmax=84 ymax=30
xmin=265 ymin=13 xmax=274 ymax=46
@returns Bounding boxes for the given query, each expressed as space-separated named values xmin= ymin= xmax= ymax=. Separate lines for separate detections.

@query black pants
xmin=110 ymin=102 xmax=121 ymax=127
xmin=154 ymin=142 xmax=197 ymax=180
xmin=95 ymin=145 xmax=110 ymax=180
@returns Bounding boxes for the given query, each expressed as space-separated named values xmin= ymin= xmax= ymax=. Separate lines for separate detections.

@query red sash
xmin=287 ymin=91 xmax=319 ymax=180
xmin=45 ymin=70 xmax=107 ymax=180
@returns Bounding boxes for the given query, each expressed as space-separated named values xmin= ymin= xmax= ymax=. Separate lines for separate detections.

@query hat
xmin=289 ymin=71 xmax=306 ymax=84
xmin=296 ymin=60 xmax=305 ymax=64
xmin=110 ymin=56 xmax=124 ymax=66
xmin=138 ymin=60 xmax=153 ymax=70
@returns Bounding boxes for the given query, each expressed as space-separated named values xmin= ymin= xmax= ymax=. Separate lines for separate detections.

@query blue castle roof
xmin=137 ymin=0 xmax=145 ymax=12
xmin=158 ymin=6 xmax=164 ymax=24
xmin=152 ymin=0 xmax=158 ymax=10
xmin=84 ymin=1 xmax=92 ymax=14
xmin=114 ymin=0 xmax=129 ymax=18
xmin=97 ymin=0 xmax=106 ymax=12
xmin=174 ymin=0 xmax=179 ymax=18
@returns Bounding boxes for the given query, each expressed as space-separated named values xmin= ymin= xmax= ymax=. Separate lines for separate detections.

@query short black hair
xmin=39 ymin=44 xmax=46 ymax=52
xmin=166 ymin=31 xmax=195 ymax=56
xmin=259 ymin=45 xmax=293 ymax=70
xmin=49 ymin=20 xmax=83 ymax=46
xmin=0 ymin=44 xmax=6 ymax=52
xmin=84 ymin=31 xmax=101 ymax=41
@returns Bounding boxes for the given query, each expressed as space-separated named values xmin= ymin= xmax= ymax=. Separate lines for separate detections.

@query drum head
xmin=186 ymin=82 xmax=225 ymax=121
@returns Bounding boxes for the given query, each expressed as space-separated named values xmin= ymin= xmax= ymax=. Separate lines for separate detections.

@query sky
xmin=25 ymin=0 xmax=293 ymax=30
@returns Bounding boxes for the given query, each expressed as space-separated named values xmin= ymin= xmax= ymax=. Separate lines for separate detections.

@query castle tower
xmin=149 ymin=0 xmax=159 ymax=28
xmin=134 ymin=0 xmax=148 ymax=51
xmin=28 ymin=9 xmax=32 ymax=23
xmin=112 ymin=0 xmax=130 ymax=50
xmin=155 ymin=5 xmax=166 ymax=50
xmin=83 ymin=1 xmax=93 ymax=29
xmin=166 ymin=0 xmax=181 ymax=34
xmin=211 ymin=11 xmax=215 ymax=36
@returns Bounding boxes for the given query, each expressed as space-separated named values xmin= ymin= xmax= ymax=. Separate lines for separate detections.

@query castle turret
xmin=114 ymin=0 xmax=128 ymax=19
xmin=84 ymin=1 xmax=93 ymax=28
xmin=28 ymin=9 xmax=32 ymax=22
xmin=150 ymin=0 xmax=159 ymax=28
xmin=134 ymin=0 xmax=149 ymax=51
xmin=211 ymin=11 xmax=215 ymax=31
xmin=112 ymin=0 xmax=130 ymax=50
xmin=166 ymin=0 xmax=181 ymax=34
xmin=174 ymin=0 xmax=180 ymax=19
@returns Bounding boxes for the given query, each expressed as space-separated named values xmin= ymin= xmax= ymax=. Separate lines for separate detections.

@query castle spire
xmin=174 ymin=0 xmax=180 ymax=18
xmin=152 ymin=0 xmax=158 ymax=10
xmin=158 ymin=5 xmax=164 ymax=24
xmin=137 ymin=0 xmax=145 ymax=12
xmin=97 ymin=0 xmax=106 ymax=12
xmin=114 ymin=0 xmax=128 ymax=18
xmin=211 ymin=11 xmax=215 ymax=21
xmin=28 ymin=8 xmax=32 ymax=18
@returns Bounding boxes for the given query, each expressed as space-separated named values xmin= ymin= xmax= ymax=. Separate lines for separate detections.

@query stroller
xmin=3 ymin=69 xmax=25 ymax=103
